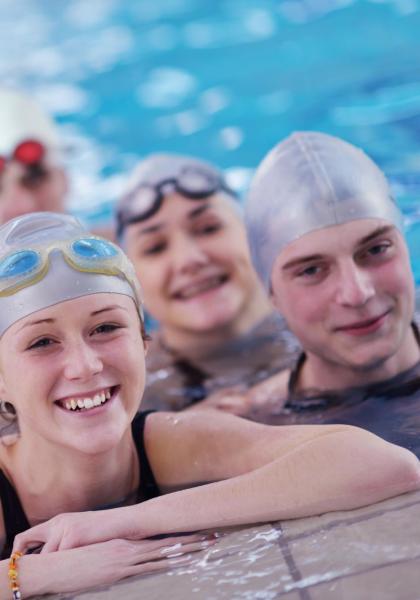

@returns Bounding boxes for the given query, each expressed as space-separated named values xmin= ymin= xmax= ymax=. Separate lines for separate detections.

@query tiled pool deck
xmin=53 ymin=488 xmax=420 ymax=600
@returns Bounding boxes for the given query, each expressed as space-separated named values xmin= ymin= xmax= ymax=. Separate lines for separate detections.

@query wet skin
xmin=123 ymin=192 xmax=271 ymax=351
xmin=270 ymin=219 xmax=419 ymax=391
xmin=0 ymin=293 xmax=145 ymax=456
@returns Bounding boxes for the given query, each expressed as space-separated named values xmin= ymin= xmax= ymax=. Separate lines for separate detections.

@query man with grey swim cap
xmin=246 ymin=131 xmax=404 ymax=291
xmin=239 ymin=132 xmax=420 ymax=457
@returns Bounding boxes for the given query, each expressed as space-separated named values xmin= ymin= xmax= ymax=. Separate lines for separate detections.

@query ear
xmin=0 ymin=369 xmax=7 ymax=400
xmin=269 ymin=286 xmax=281 ymax=312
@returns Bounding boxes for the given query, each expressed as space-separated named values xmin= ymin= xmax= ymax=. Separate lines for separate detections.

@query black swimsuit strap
xmin=0 ymin=470 xmax=30 ymax=559
xmin=131 ymin=411 xmax=160 ymax=501
xmin=0 ymin=411 xmax=160 ymax=558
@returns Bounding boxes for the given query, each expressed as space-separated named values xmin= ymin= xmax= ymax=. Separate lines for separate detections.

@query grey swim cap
xmin=116 ymin=153 xmax=238 ymax=242
xmin=0 ymin=212 xmax=143 ymax=337
xmin=245 ymin=131 xmax=404 ymax=290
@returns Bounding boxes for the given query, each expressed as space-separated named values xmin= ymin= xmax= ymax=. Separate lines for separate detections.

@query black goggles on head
xmin=116 ymin=165 xmax=236 ymax=239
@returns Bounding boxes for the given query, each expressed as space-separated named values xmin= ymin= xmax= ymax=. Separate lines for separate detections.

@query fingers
xmin=13 ymin=525 xmax=48 ymax=554
xmin=124 ymin=554 xmax=195 ymax=579
xmin=41 ymin=537 xmax=61 ymax=554
xmin=129 ymin=539 xmax=215 ymax=565
xmin=134 ymin=533 xmax=211 ymax=553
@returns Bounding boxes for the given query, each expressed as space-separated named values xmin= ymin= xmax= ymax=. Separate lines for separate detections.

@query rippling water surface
xmin=1 ymin=0 xmax=420 ymax=272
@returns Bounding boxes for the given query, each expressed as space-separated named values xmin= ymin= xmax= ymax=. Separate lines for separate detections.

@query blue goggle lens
xmin=0 ymin=250 xmax=40 ymax=280
xmin=72 ymin=238 xmax=118 ymax=260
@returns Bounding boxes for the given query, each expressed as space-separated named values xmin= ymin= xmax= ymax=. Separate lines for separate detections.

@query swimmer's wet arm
xmin=131 ymin=414 xmax=420 ymax=536
xmin=11 ymin=415 xmax=420 ymax=553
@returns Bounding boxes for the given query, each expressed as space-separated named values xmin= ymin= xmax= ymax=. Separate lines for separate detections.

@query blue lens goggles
xmin=0 ymin=237 xmax=130 ymax=296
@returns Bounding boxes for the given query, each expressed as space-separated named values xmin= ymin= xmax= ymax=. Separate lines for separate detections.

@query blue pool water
xmin=1 ymin=0 xmax=420 ymax=275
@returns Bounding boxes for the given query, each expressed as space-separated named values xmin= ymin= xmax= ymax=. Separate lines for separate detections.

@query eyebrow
xmin=357 ymin=225 xmax=394 ymax=246
xmin=18 ymin=318 xmax=55 ymax=331
xmin=282 ymin=225 xmax=395 ymax=271
xmin=18 ymin=305 xmax=128 ymax=331
xmin=91 ymin=305 xmax=128 ymax=316
xmin=135 ymin=203 xmax=211 ymax=236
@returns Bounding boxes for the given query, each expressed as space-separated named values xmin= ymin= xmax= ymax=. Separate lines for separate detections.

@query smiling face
xmin=270 ymin=219 xmax=416 ymax=385
xmin=0 ymin=293 xmax=146 ymax=455
xmin=123 ymin=192 xmax=265 ymax=343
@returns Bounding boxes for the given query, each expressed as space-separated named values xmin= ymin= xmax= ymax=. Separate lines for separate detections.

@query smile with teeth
xmin=60 ymin=388 xmax=113 ymax=412
xmin=174 ymin=275 xmax=228 ymax=300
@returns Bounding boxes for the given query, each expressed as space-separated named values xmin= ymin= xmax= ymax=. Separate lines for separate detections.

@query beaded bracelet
xmin=8 ymin=551 xmax=23 ymax=600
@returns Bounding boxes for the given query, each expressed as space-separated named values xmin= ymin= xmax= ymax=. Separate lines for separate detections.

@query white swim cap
xmin=0 ymin=89 xmax=60 ymax=156
xmin=0 ymin=212 xmax=143 ymax=337
xmin=245 ymin=131 xmax=404 ymax=290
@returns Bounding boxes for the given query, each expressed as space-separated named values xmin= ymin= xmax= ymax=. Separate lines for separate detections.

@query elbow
xmin=383 ymin=444 xmax=420 ymax=494
xmin=344 ymin=427 xmax=420 ymax=503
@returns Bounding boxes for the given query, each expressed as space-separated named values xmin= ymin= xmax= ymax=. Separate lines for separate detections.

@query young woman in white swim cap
xmin=0 ymin=211 xmax=418 ymax=598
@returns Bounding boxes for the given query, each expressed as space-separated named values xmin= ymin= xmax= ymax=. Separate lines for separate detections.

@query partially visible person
xmin=0 ymin=89 xmax=68 ymax=224
xmin=116 ymin=154 xmax=298 ymax=413
xmin=0 ymin=88 xmax=114 ymax=241
xmin=1 ymin=212 xmax=417 ymax=598
xmin=224 ymin=131 xmax=420 ymax=457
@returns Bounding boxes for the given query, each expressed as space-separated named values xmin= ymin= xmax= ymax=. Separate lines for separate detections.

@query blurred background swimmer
xmin=116 ymin=154 xmax=298 ymax=413
xmin=0 ymin=89 xmax=68 ymax=224
xmin=0 ymin=88 xmax=113 ymax=240
xmin=225 ymin=131 xmax=420 ymax=457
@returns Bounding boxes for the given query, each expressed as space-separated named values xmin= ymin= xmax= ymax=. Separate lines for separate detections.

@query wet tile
xmin=61 ymin=524 xmax=292 ymax=600
xmin=277 ymin=489 xmax=420 ymax=540
xmin=307 ymin=556 xmax=420 ymax=600
xmin=46 ymin=491 xmax=420 ymax=600
xmin=276 ymin=495 xmax=420 ymax=596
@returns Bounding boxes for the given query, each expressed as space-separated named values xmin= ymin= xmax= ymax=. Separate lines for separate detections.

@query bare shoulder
xmin=142 ymin=410 xmax=346 ymax=490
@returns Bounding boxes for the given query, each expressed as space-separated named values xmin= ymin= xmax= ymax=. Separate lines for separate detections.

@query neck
xmin=298 ymin=326 xmax=420 ymax=393
xmin=8 ymin=429 xmax=138 ymax=525
xmin=161 ymin=285 xmax=272 ymax=359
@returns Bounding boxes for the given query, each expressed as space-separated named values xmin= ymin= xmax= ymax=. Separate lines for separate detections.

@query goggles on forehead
xmin=0 ymin=139 xmax=47 ymax=176
xmin=0 ymin=236 xmax=142 ymax=315
xmin=116 ymin=164 xmax=236 ymax=238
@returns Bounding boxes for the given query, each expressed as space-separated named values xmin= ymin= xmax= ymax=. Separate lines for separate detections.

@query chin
xmin=343 ymin=345 xmax=398 ymax=372
xmin=184 ymin=310 xmax=239 ymax=332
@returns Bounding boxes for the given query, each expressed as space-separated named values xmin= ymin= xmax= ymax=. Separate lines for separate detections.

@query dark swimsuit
xmin=287 ymin=322 xmax=420 ymax=407
xmin=0 ymin=411 xmax=160 ymax=559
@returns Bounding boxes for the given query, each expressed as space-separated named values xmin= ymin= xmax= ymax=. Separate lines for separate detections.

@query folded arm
xmin=14 ymin=413 xmax=420 ymax=553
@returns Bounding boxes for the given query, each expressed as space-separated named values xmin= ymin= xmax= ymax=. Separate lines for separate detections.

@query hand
xmin=20 ymin=534 xmax=217 ymax=597
xmin=13 ymin=508 xmax=140 ymax=553
xmin=186 ymin=387 xmax=252 ymax=416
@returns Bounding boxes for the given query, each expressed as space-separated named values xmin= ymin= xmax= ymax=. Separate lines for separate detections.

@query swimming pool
xmin=2 ymin=4 xmax=420 ymax=598
xmin=1 ymin=0 xmax=420 ymax=275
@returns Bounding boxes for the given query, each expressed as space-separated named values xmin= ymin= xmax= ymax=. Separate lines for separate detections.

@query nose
xmin=170 ymin=232 xmax=209 ymax=274
xmin=335 ymin=262 xmax=375 ymax=307
xmin=63 ymin=340 xmax=103 ymax=381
